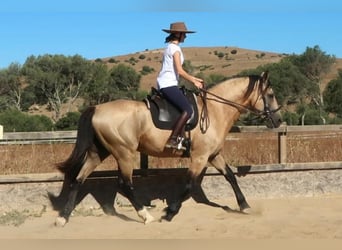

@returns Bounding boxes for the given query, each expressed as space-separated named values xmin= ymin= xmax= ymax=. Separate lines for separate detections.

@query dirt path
xmin=0 ymin=194 xmax=341 ymax=239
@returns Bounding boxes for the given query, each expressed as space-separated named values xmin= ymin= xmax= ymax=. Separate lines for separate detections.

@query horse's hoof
xmin=137 ymin=207 xmax=155 ymax=224
xmin=241 ymin=207 xmax=252 ymax=214
xmin=55 ymin=216 xmax=67 ymax=227
xmin=161 ymin=214 xmax=173 ymax=222
xmin=144 ymin=215 xmax=155 ymax=224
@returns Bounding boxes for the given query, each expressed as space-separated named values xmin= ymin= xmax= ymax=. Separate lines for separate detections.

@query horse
xmin=53 ymin=71 xmax=282 ymax=226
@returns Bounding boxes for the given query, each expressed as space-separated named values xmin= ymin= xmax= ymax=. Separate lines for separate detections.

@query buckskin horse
xmin=54 ymin=71 xmax=282 ymax=226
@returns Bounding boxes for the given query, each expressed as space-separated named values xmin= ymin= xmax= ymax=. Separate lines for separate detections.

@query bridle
xmin=198 ymin=81 xmax=282 ymax=133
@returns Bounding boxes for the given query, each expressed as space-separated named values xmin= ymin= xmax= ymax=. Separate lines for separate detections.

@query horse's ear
xmin=260 ymin=71 xmax=269 ymax=83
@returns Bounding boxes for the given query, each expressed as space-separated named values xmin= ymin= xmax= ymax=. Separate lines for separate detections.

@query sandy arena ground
xmin=0 ymin=194 xmax=341 ymax=239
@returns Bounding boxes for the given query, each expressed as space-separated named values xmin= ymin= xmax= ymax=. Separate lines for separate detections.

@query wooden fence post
xmin=278 ymin=127 xmax=287 ymax=164
xmin=0 ymin=125 xmax=3 ymax=140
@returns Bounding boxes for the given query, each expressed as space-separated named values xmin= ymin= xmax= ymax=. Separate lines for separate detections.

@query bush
xmin=140 ymin=65 xmax=154 ymax=75
xmin=54 ymin=112 xmax=81 ymax=130
xmin=324 ymin=75 xmax=342 ymax=116
xmin=282 ymin=111 xmax=300 ymax=125
xmin=108 ymin=58 xmax=119 ymax=63
xmin=301 ymin=109 xmax=328 ymax=125
xmin=217 ymin=52 xmax=225 ymax=59
xmin=0 ymin=110 xmax=54 ymax=132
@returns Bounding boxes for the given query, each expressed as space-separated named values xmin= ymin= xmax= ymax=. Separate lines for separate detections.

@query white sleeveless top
xmin=157 ymin=43 xmax=184 ymax=89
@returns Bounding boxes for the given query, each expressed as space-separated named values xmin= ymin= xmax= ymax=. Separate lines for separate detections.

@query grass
xmin=0 ymin=206 xmax=46 ymax=227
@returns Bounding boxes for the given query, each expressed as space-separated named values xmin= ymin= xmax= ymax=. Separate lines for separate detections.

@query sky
xmin=0 ymin=0 xmax=341 ymax=69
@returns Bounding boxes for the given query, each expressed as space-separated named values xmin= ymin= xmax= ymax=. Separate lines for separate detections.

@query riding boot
xmin=165 ymin=111 xmax=189 ymax=150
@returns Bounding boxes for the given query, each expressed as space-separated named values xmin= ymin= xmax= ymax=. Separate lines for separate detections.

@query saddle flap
xmin=144 ymin=87 xmax=198 ymax=131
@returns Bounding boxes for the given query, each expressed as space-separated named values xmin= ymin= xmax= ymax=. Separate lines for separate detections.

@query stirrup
xmin=165 ymin=136 xmax=186 ymax=151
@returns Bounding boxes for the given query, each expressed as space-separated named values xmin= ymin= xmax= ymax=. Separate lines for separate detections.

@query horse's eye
xmin=268 ymin=93 xmax=274 ymax=99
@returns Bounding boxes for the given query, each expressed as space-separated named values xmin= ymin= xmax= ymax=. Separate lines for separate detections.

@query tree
xmin=64 ymin=55 xmax=93 ymax=112
xmin=239 ymin=59 xmax=318 ymax=106
xmin=291 ymin=45 xmax=335 ymax=85
xmin=0 ymin=63 xmax=23 ymax=111
xmin=108 ymin=64 xmax=141 ymax=100
xmin=289 ymin=45 xmax=335 ymax=124
xmin=82 ymin=62 xmax=110 ymax=105
xmin=22 ymin=54 xmax=92 ymax=121
xmin=324 ymin=69 xmax=342 ymax=116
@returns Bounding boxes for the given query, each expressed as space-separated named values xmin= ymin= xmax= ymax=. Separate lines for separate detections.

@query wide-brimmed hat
xmin=162 ymin=22 xmax=196 ymax=33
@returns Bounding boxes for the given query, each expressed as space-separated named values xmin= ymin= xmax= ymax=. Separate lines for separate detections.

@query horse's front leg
xmin=209 ymin=153 xmax=250 ymax=212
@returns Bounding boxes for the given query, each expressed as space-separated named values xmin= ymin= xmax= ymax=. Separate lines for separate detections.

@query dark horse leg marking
xmin=222 ymin=164 xmax=250 ymax=211
xmin=117 ymin=169 xmax=155 ymax=224
xmin=162 ymin=168 xmax=206 ymax=221
xmin=57 ymin=180 xmax=81 ymax=223
xmin=162 ymin=179 xmax=192 ymax=221
xmin=118 ymin=173 xmax=144 ymax=212
xmin=209 ymin=154 xmax=250 ymax=212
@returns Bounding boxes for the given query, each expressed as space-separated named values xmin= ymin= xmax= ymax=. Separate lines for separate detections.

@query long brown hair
xmin=165 ymin=33 xmax=181 ymax=43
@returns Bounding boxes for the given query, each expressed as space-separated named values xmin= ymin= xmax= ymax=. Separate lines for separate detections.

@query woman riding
xmin=157 ymin=22 xmax=204 ymax=150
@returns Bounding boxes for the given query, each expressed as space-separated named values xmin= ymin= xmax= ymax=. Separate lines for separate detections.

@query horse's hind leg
xmin=55 ymin=150 xmax=102 ymax=227
xmin=209 ymin=153 xmax=250 ymax=212
xmin=55 ymin=179 xmax=81 ymax=227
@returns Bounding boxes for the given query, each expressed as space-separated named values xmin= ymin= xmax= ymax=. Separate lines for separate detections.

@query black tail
xmin=57 ymin=106 xmax=96 ymax=180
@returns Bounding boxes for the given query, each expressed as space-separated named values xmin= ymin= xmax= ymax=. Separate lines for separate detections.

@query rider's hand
xmin=193 ymin=77 xmax=204 ymax=89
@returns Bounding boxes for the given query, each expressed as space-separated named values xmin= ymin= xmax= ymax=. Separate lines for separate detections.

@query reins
xmin=198 ymin=87 xmax=281 ymax=133
xmin=201 ymin=88 xmax=265 ymax=115
xmin=198 ymin=89 xmax=210 ymax=133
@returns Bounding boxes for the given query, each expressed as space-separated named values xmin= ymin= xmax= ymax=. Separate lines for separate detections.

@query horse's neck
xmin=202 ymin=79 xmax=249 ymax=133
xmin=210 ymin=79 xmax=248 ymax=105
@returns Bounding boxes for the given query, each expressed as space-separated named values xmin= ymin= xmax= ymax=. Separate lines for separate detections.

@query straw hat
xmin=162 ymin=22 xmax=195 ymax=33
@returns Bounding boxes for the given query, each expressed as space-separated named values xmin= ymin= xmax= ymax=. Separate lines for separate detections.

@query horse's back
xmin=94 ymin=99 xmax=145 ymax=117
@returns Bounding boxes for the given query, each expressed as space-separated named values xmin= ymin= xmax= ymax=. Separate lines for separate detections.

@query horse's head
xmin=249 ymin=71 xmax=282 ymax=128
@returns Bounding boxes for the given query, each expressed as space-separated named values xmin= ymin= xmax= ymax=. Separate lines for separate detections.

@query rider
xmin=157 ymin=22 xmax=203 ymax=150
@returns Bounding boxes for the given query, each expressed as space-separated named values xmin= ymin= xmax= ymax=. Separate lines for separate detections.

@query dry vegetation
xmin=105 ymin=46 xmax=342 ymax=91
xmin=1 ymin=130 xmax=341 ymax=175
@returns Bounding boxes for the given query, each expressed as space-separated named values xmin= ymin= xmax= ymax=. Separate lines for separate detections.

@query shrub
xmin=0 ymin=110 xmax=54 ymax=132
xmin=282 ymin=111 xmax=300 ymax=125
xmin=54 ymin=112 xmax=81 ymax=130
xmin=108 ymin=58 xmax=119 ymax=63
xmin=217 ymin=52 xmax=225 ymax=59
xmin=140 ymin=65 xmax=154 ymax=75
